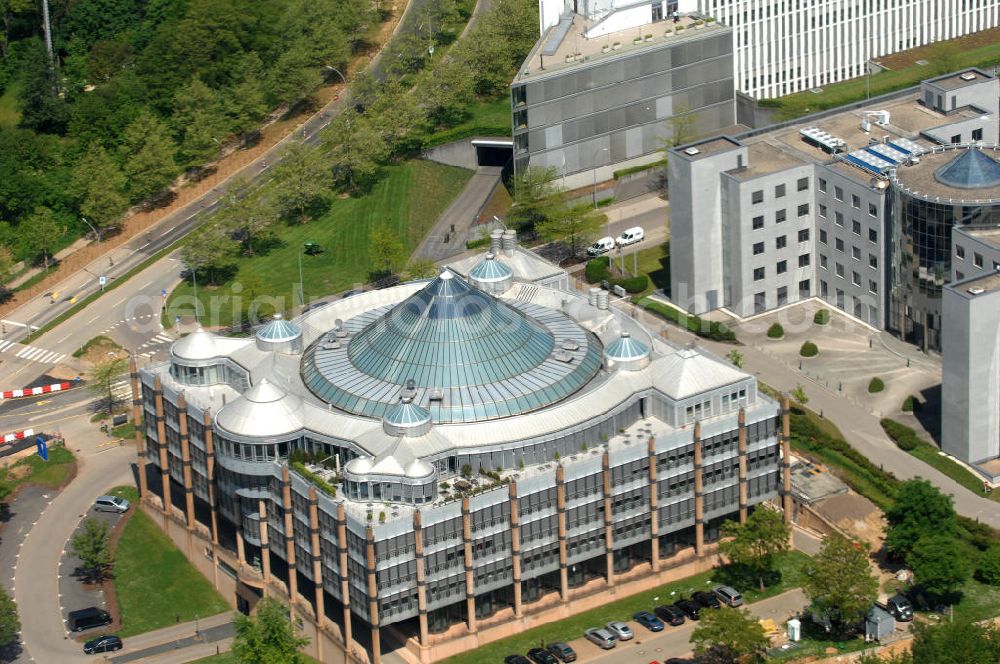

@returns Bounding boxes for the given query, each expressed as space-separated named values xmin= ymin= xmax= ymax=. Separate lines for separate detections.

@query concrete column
xmin=258 ymin=499 xmax=272 ymax=591
xmin=307 ymin=488 xmax=324 ymax=663
xmin=128 ymin=357 xmax=148 ymax=498
xmin=413 ymin=510 xmax=429 ymax=645
xmin=365 ymin=527 xmax=381 ymax=664
xmin=738 ymin=408 xmax=749 ymax=524
xmin=781 ymin=397 xmax=793 ymax=524
xmin=153 ymin=376 xmax=171 ymax=514
xmin=461 ymin=497 xmax=476 ymax=633
xmin=203 ymin=411 xmax=219 ymax=547
xmin=693 ymin=422 xmax=705 ymax=557
xmin=647 ymin=437 xmax=660 ymax=571
xmin=336 ymin=504 xmax=353 ymax=653
xmin=177 ymin=393 xmax=196 ymax=529
xmin=555 ymin=465 xmax=569 ymax=601
xmin=602 ymin=453 xmax=614 ymax=586
xmin=237 ymin=527 xmax=247 ymax=566
xmin=281 ymin=467 xmax=298 ymax=606
xmin=508 ymin=482 xmax=523 ymax=617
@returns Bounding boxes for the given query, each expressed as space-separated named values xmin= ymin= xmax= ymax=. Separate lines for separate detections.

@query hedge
xmin=902 ymin=395 xmax=916 ymax=412
xmin=814 ymin=309 xmax=830 ymax=325
xmin=767 ymin=322 xmax=784 ymax=339
xmin=586 ymin=257 xmax=612 ymax=284
xmin=868 ymin=377 xmax=885 ymax=393
xmin=611 ymin=275 xmax=649 ymax=294
xmin=800 ymin=341 xmax=818 ymax=357
xmin=880 ymin=418 xmax=920 ymax=452
xmin=466 ymin=237 xmax=491 ymax=250
xmin=638 ymin=299 xmax=737 ymax=342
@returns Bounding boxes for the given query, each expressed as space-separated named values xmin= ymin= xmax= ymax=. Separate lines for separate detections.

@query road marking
xmin=86 ymin=315 xmax=99 ymax=324
xmin=140 ymin=280 xmax=153 ymax=289
xmin=112 ymin=296 xmax=126 ymax=306
xmin=56 ymin=333 xmax=71 ymax=344
xmin=0 ymin=340 xmax=13 ymax=352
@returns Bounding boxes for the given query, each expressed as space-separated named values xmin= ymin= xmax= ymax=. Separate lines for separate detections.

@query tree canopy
xmin=885 ymin=479 xmax=957 ymax=558
xmin=907 ymin=534 xmax=972 ymax=597
xmin=691 ymin=606 xmax=770 ymax=662
xmin=232 ymin=597 xmax=310 ymax=664
xmin=719 ymin=507 xmax=790 ymax=591
xmin=803 ymin=532 xmax=878 ymax=633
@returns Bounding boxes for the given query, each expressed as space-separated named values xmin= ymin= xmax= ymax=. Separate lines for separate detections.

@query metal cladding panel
xmin=469 ymin=485 xmax=509 ymax=511
xmin=563 ymin=454 xmax=604 ymax=481
xmin=420 ymin=499 xmax=463 ymax=527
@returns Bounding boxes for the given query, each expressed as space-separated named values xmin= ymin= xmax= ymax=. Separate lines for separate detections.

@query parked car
xmin=504 ymin=656 xmax=531 ymax=664
xmin=605 ymin=621 xmax=633 ymax=641
xmin=546 ymin=641 xmax=577 ymax=662
xmin=884 ymin=594 xmax=914 ymax=622
xmin=587 ymin=236 xmax=615 ymax=256
xmin=83 ymin=635 xmax=122 ymax=654
xmin=653 ymin=604 xmax=686 ymax=626
xmin=584 ymin=627 xmax=617 ymax=649
xmin=93 ymin=495 xmax=129 ymax=513
xmin=712 ymin=584 xmax=744 ymax=607
xmin=691 ymin=590 xmax=721 ymax=609
xmin=674 ymin=598 xmax=701 ymax=620
xmin=615 ymin=226 xmax=644 ymax=246
xmin=527 ymin=647 xmax=559 ymax=664
xmin=633 ymin=610 xmax=664 ymax=631
xmin=67 ymin=607 xmax=112 ymax=632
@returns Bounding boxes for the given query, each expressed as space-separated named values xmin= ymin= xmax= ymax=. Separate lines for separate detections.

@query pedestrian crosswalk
xmin=0 ymin=340 xmax=66 ymax=365
xmin=139 ymin=332 xmax=173 ymax=350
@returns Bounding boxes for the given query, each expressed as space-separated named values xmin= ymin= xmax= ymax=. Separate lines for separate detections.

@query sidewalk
xmin=110 ymin=613 xmax=234 ymax=664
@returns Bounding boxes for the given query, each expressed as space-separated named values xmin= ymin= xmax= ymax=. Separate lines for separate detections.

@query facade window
xmin=776 ymin=235 xmax=787 ymax=250
xmin=819 ymin=204 xmax=827 ymax=218
xmin=852 ymin=246 xmax=861 ymax=260
xmin=951 ymin=134 xmax=961 ymax=144
xmin=869 ymin=229 xmax=878 ymax=244
xmin=775 ymin=209 xmax=786 ymax=223
xmin=776 ymin=260 xmax=787 ymax=274
xmin=753 ymin=241 xmax=765 ymax=255
xmin=868 ymin=202 xmax=878 ymax=217
xmin=994 ymin=261 xmax=1000 ymax=271
xmin=835 ymin=238 xmax=844 ymax=252
xmin=836 ymin=288 xmax=845 ymax=309
xmin=852 ymin=271 xmax=862 ymax=287
xmin=851 ymin=194 xmax=861 ymax=209
xmin=752 ymin=190 xmax=764 ymax=204
xmin=798 ymin=253 xmax=810 ymax=267
xmin=870 ymin=280 xmax=878 ymax=294
xmin=797 ymin=177 xmax=809 ymax=191
xmin=869 ymin=254 xmax=878 ymax=269
xmin=753 ymin=267 xmax=765 ymax=281
xmin=818 ymin=178 xmax=827 ymax=193
xmin=819 ymin=229 xmax=827 ymax=244
xmin=836 ymin=263 xmax=844 ymax=278
xmin=852 ymin=220 xmax=861 ymax=235
xmin=775 ymin=184 xmax=786 ymax=198
xmin=974 ymin=253 xmax=984 ymax=268
xmin=797 ymin=203 xmax=809 ymax=217
xmin=956 ymin=270 xmax=965 ymax=280
xmin=834 ymin=186 xmax=843 ymax=201
xmin=820 ymin=255 xmax=828 ymax=269
xmin=754 ymin=292 xmax=766 ymax=314
xmin=776 ymin=286 xmax=788 ymax=306
xmin=799 ymin=279 xmax=810 ymax=296
xmin=821 ymin=280 xmax=828 ymax=297
xmin=752 ymin=215 xmax=764 ymax=230
xmin=973 ymin=128 xmax=984 ymax=141
xmin=956 ymin=244 xmax=965 ymax=259
xmin=798 ymin=229 xmax=809 ymax=242
xmin=835 ymin=211 xmax=844 ymax=226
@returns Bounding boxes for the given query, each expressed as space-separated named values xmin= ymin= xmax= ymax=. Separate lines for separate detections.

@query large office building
xmin=539 ymin=1 xmax=1000 ymax=99
xmin=668 ymin=68 xmax=999 ymax=351
xmin=511 ymin=10 xmax=737 ymax=187
xmin=133 ymin=235 xmax=789 ymax=663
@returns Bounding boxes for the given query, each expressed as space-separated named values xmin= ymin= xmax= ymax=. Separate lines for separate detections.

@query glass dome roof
xmin=469 ymin=253 xmax=513 ymax=282
xmin=256 ymin=314 xmax=302 ymax=343
xmin=302 ymin=271 xmax=602 ymax=423
xmin=934 ymin=148 xmax=1000 ymax=189
xmin=605 ymin=331 xmax=650 ymax=362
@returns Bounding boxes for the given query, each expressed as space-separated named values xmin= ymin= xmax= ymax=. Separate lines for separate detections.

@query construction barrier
xmin=1 ymin=429 xmax=34 ymax=444
xmin=0 ymin=381 xmax=73 ymax=401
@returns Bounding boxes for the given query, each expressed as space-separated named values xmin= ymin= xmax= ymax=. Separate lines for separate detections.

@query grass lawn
xmin=0 ymin=80 xmax=20 ymax=127
xmin=764 ymin=31 xmax=1000 ymax=120
xmin=421 ymin=97 xmax=511 ymax=148
xmin=629 ymin=241 xmax=669 ymax=298
xmin=0 ymin=444 xmax=75 ymax=495
xmin=165 ymin=159 xmax=472 ymax=326
xmin=907 ymin=441 xmax=986 ymax=496
xmin=112 ymin=488 xmax=229 ymax=637
xmin=439 ymin=551 xmax=811 ymax=664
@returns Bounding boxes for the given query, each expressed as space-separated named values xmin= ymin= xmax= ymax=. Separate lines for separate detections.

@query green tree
xmin=217 ymin=187 xmax=280 ymax=257
xmin=266 ymin=38 xmax=323 ymax=108
xmin=17 ymin=40 xmax=68 ymax=134
xmin=325 ymin=112 xmax=388 ymax=194
xmin=536 ymin=202 xmax=606 ymax=259
xmin=975 ymin=545 xmax=1000 ymax=586
xmin=0 ymin=0 xmax=32 ymax=61
xmin=691 ymin=606 xmax=769 ymax=662
xmin=180 ymin=226 xmax=236 ymax=285
xmin=908 ymin=534 xmax=971 ymax=597
xmin=727 ymin=349 xmax=744 ymax=368
xmin=271 ymin=142 xmax=328 ymax=222
xmin=719 ymin=507 xmax=790 ymax=590
xmin=171 ymin=77 xmax=225 ymax=165
xmin=885 ymin=479 xmax=957 ymax=558
xmin=421 ymin=57 xmax=474 ymax=127
xmin=368 ymin=226 xmax=405 ymax=277
xmin=0 ymin=245 xmax=14 ymax=283
xmin=23 ymin=206 xmax=61 ymax=270
xmin=790 ymin=385 xmax=808 ymax=406
xmin=232 ymin=597 xmax=310 ymax=664
xmin=404 ymin=258 xmax=438 ymax=280
xmin=909 ymin=619 xmax=1000 ymax=664
xmin=71 ymin=517 xmax=113 ymax=583
xmin=72 ymin=144 xmax=128 ymax=230
xmin=89 ymin=356 xmax=128 ymax=413
xmin=122 ymin=111 xmax=178 ymax=203
xmin=509 ymin=166 xmax=561 ymax=233
xmin=0 ymin=585 xmax=20 ymax=650
xmin=804 ymin=532 xmax=879 ymax=634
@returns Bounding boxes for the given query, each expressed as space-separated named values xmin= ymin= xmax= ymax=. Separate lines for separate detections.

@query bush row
xmin=639 ymin=299 xmax=737 ymax=342
xmin=880 ymin=418 xmax=921 ymax=452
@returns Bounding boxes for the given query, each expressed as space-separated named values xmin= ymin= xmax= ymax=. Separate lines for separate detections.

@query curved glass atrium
xmin=302 ymin=270 xmax=603 ymax=423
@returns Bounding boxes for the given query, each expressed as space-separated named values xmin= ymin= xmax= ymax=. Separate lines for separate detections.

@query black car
xmin=546 ymin=641 xmax=577 ymax=662
xmin=527 ymin=648 xmax=559 ymax=664
xmin=691 ymin=590 xmax=721 ymax=609
xmin=504 ymin=656 xmax=531 ymax=664
xmin=83 ymin=635 xmax=122 ymax=654
xmin=674 ymin=598 xmax=701 ymax=620
xmin=654 ymin=604 xmax=686 ymax=626
xmin=67 ymin=607 xmax=112 ymax=632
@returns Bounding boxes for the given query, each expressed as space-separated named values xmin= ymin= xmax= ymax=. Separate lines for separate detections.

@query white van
xmin=615 ymin=227 xmax=644 ymax=246
xmin=587 ymin=237 xmax=615 ymax=256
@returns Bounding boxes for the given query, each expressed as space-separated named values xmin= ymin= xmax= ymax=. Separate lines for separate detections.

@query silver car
xmin=712 ymin=584 xmax=744 ymax=607
xmin=604 ymin=621 xmax=633 ymax=641
xmin=584 ymin=627 xmax=616 ymax=649
xmin=93 ymin=495 xmax=130 ymax=513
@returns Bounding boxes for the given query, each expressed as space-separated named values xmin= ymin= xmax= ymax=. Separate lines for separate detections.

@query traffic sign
xmin=36 ymin=436 xmax=48 ymax=462
xmin=99 ymin=275 xmax=107 ymax=287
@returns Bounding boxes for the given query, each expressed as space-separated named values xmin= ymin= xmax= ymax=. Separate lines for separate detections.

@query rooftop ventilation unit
xmin=969 ymin=287 xmax=986 ymax=295
xmin=684 ymin=147 xmax=701 ymax=156
xmin=960 ymin=72 xmax=977 ymax=81
xmin=553 ymin=351 xmax=574 ymax=363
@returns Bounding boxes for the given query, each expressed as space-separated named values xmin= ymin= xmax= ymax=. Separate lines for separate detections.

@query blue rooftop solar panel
xmin=844 ymin=154 xmax=883 ymax=174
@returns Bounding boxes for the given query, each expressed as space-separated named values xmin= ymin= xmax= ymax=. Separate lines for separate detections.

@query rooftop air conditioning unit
xmin=960 ymin=72 xmax=976 ymax=81
xmin=968 ymin=287 xmax=985 ymax=295
xmin=684 ymin=147 xmax=701 ymax=156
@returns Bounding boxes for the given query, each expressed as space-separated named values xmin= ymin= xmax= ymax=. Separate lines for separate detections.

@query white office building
xmin=539 ymin=1 xmax=1000 ymax=98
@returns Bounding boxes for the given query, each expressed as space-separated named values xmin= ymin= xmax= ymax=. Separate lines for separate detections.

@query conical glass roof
xmin=256 ymin=314 xmax=302 ymax=342
xmin=302 ymin=271 xmax=603 ymax=423
xmin=605 ymin=331 xmax=650 ymax=362
xmin=469 ymin=253 xmax=513 ymax=282
xmin=934 ymin=148 xmax=1000 ymax=189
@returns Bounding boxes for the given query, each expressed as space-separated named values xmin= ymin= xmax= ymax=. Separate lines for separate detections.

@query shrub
xmin=585 ymin=257 xmax=612 ymax=284
xmin=465 ymin=237 xmax=491 ymax=250
xmin=814 ymin=308 xmax=830 ymax=325
xmin=902 ymin=395 xmax=916 ymax=412
xmin=800 ymin=341 xmax=818 ymax=357
xmin=638 ymin=299 xmax=737 ymax=342
xmin=976 ymin=546 xmax=1000 ymax=586
xmin=868 ymin=377 xmax=885 ymax=393
xmin=610 ymin=275 xmax=649 ymax=293
xmin=766 ymin=322 xmax=784 ymax=339
xmin=880 ymin=418 xmax=920 ymax=452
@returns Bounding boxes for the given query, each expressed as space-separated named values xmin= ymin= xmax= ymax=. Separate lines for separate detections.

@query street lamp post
xmin=80 ymin=217 xmax=105 ymax=290
xmin=592 ymin=147 xmax=609 ymax=209
xmin=324 ymin=65 xmax=347 ymax=86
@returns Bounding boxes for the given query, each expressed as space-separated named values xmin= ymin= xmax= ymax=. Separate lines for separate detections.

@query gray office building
xmin=511 ymin=11 xmax=735 ymax=188
xmin=668 ymin=68 xmax=998 ymax=348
